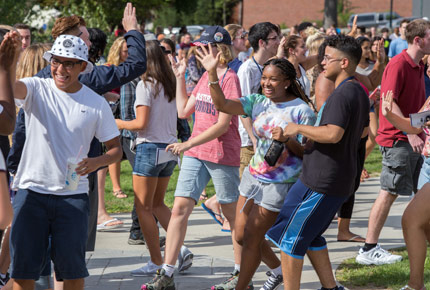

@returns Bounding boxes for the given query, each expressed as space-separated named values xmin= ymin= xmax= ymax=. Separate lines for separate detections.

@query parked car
xmin=163 ymin=25 xmax=209 ymax=37
xmin=348 ymin=12 xmax=401 ymax=28
xmin=389 ymin=16 xmax=421 ymax=28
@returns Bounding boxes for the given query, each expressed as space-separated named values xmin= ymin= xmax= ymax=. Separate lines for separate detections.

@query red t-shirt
xmin=185 ymin=70 xmax=241 ymax=166
xmin=376 ymin=49 xmax=425 ymax=147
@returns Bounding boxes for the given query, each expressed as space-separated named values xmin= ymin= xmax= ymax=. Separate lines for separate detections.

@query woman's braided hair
xmin=263 ymin=58 xmax=317 ymax=112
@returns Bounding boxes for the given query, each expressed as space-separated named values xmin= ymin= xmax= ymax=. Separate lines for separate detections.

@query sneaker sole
xmin=356 ymin=256 xmax=402 ymax=265
xmin=131 ymin=271 xmax=158 ymax=277
xmin=178 ymin=253 xmax=193 ymax=273
xmin=128 ymin=239 xmax=145 ymax=245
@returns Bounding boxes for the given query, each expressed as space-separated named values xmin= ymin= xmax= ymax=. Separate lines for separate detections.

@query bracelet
xmin=208 ymin=79 xmax=219 ymax=86
xmin=284 ymin=137 xmax=290 ymax=143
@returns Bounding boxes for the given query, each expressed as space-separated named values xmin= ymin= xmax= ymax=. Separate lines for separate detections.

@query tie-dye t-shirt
xmin=240 ymin=94 xmax=316 ymax=183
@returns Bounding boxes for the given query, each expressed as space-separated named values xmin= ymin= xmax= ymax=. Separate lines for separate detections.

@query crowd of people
xmin=0 ymin=3 xmax=430 ymax=290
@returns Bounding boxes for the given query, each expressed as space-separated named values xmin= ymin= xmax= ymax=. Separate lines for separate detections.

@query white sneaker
xmin=355 ymin=244 xmax=402 ymax=265
xmin=130 ymin=260 xmax=162 ymax=276
xmin=177 ymin=246 xmax=193 ymax=273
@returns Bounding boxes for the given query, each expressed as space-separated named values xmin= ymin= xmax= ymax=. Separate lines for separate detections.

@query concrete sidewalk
xmin=86 ymin=177 xmax=409 ymax=290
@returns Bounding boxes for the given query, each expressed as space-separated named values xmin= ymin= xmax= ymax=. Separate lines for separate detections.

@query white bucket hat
xmin=43 ymin=34 xmax=93 ymax=74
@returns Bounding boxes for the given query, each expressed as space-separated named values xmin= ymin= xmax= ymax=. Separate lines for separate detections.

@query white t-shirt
xmin=297 ymin=65 xmax=311 ymax=98
xmin=13 ymin=77 xmax=120 ymax=195
xmin=237 ymin=58 xmax=263 ymax=147
xmin=134 ymin=80 xmax=177 ymax=144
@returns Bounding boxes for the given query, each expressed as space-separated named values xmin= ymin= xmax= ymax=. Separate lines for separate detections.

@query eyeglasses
xmin=50 ymin=58 xmax=83 ymax=70
xmin=164 ymin=50 xmax=172 ymax=54
xmin=323 ymin=55 xmax=343 ymax=63
xmin=77 ymin=31 xmax=83 ymax=37
xmin=235 ymin=31 xmax=248 ymax=40
xmin=266 ymin=35 xmax=279 ymax=42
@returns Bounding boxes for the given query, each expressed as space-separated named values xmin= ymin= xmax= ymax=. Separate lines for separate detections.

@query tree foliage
xmin=0 ymin=0 xmax=37 ymax=25
xmin=153 ymin=0 xmax=240 ymax=28
xmin=41 ymin=0 xmax=169 ymax=31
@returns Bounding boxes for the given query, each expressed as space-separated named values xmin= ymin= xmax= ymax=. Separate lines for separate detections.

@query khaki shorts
xmin=240 ymin=146 xmax=254 ymax=178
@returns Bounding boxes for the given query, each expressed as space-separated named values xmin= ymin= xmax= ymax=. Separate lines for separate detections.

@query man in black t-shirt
xmin=266 ymin=35 xmax=369 ymax=290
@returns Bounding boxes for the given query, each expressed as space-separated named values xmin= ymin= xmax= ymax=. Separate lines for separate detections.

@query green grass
xmin=104 ymin=160 xmax=215 ymax=213
xmin=336 ymin=247 xmax=430 ymax=290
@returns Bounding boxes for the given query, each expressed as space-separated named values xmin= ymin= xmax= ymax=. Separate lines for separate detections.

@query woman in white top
xmin=115 ymin=40 xmax=181 ymax=274
xmin=284 ymin=35 xmax=318 ymax=100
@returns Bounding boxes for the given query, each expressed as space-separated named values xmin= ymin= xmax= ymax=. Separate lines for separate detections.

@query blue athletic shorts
xmin=266 ymin=179 xmax=347 ymax=259
xmin=10 ymin=189 xmax=89 ymax=280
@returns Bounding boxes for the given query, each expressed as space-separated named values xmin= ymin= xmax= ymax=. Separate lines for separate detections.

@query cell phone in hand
xmin=264 ymin=140 xmax=284 ymax=166
xmin=410 ymin=111 xmax=430 ymax=128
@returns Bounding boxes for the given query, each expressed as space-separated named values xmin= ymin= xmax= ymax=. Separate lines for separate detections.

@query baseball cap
xmin=192 ymin=25 xmax=232 ymax=46
xmin=43 ymin=34 xmax=93 ymax=74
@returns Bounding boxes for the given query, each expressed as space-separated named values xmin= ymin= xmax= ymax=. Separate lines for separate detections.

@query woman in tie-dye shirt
xmin=199 ymin=51 xmax=316 ymax=289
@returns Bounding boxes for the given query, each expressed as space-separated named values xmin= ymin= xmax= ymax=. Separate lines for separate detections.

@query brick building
xmin=238 ymin=0 xmax=413 ymax=29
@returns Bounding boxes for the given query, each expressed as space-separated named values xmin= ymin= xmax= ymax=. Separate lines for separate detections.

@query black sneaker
xmin=0 ymin=272 xmax=10 ymax=288
xmin=128 ymin=231 xmax=145 ymax=245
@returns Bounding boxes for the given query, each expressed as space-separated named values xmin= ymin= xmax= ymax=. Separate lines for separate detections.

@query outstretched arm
xmin=196 ymin=44 xmax=245 ymax=115
xmin=0 ymin=31 xmax=21 ymax=135
xmin=168 ymin=54 xmax=196 ymax=118
xmin=78 ymin=3 xmax=147 ymax=94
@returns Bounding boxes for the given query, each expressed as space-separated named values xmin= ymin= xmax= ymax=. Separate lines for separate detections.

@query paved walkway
xmin=86 ymin=177 xmax=409 ymax=290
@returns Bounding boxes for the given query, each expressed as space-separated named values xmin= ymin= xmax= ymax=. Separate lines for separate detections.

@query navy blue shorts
xmin=266 ymin=179 xmax=347 ymax=259
xmin=133 ymin=143 xmax=177 ymax=177
xmin=10 ymin=189 xmax=89 ymax=280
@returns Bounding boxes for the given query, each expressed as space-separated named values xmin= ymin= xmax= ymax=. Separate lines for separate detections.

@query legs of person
xmin=0 ymin=226 xmax=10 ymax=275
xmin=401 ymin=184 xmax=430 ymax=290
xmin=163 ymin=197 xmax=195 ymax=266
xmin=281 ymin=253 xmax=303 ymax=290
xmin=108 ymin=161 xmax=123 ymax=194
xmin=63 ymin=279 xmax=84 ymax=290
xmin=13 ymin=279 xmax=35 ymax=290
xmin=307 ymin=248 xmax=336 ymax=289
xmin=96 ymin=168 xmax=122 ymax=227
xmin=152 ymin=177 xmax=172 ymax=230
xmin=235 ymin=205 xmax=278 ymax=290
xmin=365 ymin=189 xmax=397 ymax=243
xmin=133 ymin=175 xmax=163 ymax=265
xmin=337 ymin=194 xmax=364 ymax=242
xmin=365 ymin=143 xmax=417 ymax=244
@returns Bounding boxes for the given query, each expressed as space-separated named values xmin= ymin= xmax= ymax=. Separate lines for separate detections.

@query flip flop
xmin=201 ymin=203 xmax=224 ymax=226
xmin=221 ymin=220 xmax=231 ymax=233
xmin=337 ymin=235 xmax=365 ymax=243
xmin=113 ymin=190 xmax=127 ymax=199
xmin=97 ymin=218 xmax=123 ymax=231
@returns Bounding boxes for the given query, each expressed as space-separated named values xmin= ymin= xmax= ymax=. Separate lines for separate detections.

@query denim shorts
xmin=417 ymin=155 xmax=430 ymax=190
xmin=239 ymin=167 xmax=292 ymax=212
xmin=10 ymin=189 xmax=89 ymax=280
xmin=174 ymin=156 xmax=239 ymax=204
xmin=133 ymin=143 xmax=177 ymax=177
xmin=380 ymin=141 xmax=423 ymax=195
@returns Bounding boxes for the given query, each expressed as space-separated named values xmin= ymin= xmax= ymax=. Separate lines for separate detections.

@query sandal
xmin=113 ymin=189 xmax=127 ymax=199
xmin=199 ymin=193 xmax=208 ymax=201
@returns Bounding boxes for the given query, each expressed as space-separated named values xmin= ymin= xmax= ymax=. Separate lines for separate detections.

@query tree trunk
xmin=324 ymin=0 xmax=337 ymax=28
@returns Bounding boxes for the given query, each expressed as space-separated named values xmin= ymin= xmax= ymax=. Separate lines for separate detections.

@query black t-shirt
xmin=300 ymin=81 xmax=370 ymax=197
